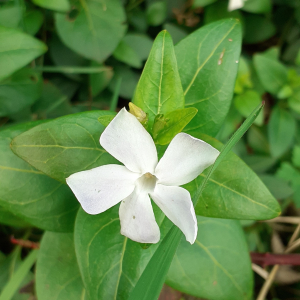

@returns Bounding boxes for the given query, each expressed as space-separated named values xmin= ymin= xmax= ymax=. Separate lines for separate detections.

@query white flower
xmin=66 ymin=108 xmax=219 ymax=244
xmin=228 ymin=0 xmax=245 ymax=11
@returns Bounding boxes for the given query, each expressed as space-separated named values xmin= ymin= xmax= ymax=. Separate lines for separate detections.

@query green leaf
xmin=216 ymin=105 xmax=243 ymax=142
xmin=0 ymin=122 xmax=79 ymax=232
xmin=0 ymin=4 xmax=22 ymax=29
xmin=32 ymin=0 xmax=71 ymax=12
xmin=55 ymin=0 xmax=127 ymax=62
xmin=32 ymin=80 xmax=72 ymax=119
xmin=23 ymin=10 xmax=44 ymax=36
xmin=242 ymin=0 xmax=271 ymax=13
xmin=0 ymin=250 xmax=38 ymax=300
xmin=90 ymin=62 xmax=113 ymax=97
xmin=133 ymin=30 xmax=184 ymax=129
xmin=0 ymin=68 xmax=42 ymax=117
xmin=175 ymin=19 xmax=242 ymax=136
xmin=153 ymin=108 xmax=198 ymax=145
xmin=0 ymin=206 xmax=29 ymax=227
xmin=234 ymin=57 xmax=253 ymax=94
xmin=253 ymin=54 xmax=288 ymax=95
xmin=113 ymin=40 xmax=143 ymax=69
xmin=242 ymin=155 xmax=277 ymax=174
xmin=0 ymin=26 xmax=47 ymax=81
xmin=187 ymin=133 xmax=281 ymax=219
xmin=259 ymin=175 xmax=293 ymax=200
xmin=167 ymin=216 xmax=253 ymax=300
xmin=234 ymin=90 xmax=264 ymax=126
xmin=268 ymin=107 xmax=296 ymax=157
xmin=247 ymin=126 xmax=269 ymax=155
xmin=146 ymin=1 xmax=166 ymax=26
xmin=74 ymin=206 xmax=162 ymax=300
xmin=36 ymin=232 xmax=86 ymax=300
xmin=97 ymin=114 xmax=115 ymax=127
xmin=243 ymin=15 xmax=276 ymax=44
xmin=109 ymin=64 xmax=139 ymax=99
xmin=11 ymin=111 xmax=117 ymax=183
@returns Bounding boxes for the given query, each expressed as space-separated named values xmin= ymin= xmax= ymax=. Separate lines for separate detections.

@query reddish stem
xmin=251 ymin=252 xmax=300 ymax=267
xmin=10 ymin=236 xmax=40 ymax=249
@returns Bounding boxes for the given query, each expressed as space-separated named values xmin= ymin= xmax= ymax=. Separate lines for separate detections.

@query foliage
xmin=0 ymin=0 xmax=300 ymax=300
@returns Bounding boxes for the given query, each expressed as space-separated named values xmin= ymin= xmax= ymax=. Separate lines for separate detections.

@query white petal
xmin=100 ymin=108 xmax=158 ymax=174
xmin=228 ymin=0 xmax=244 ymax=11
xmin=119 ymin=188 xmax=160 ymax=243
xmin=155 ymin=133 xmax=220 ymax=186
xmin=66 ymin=165 xmax=139 ymax=215
xmin=150 ymin=184 xmax=197 ymax=244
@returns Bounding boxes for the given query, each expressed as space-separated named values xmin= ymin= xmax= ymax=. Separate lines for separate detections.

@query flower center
xmin=135 ymin=172 xmax=157 ymax=193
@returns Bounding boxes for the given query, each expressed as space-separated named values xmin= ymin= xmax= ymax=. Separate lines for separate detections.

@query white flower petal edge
xmin=228 ymin=0 xmax=244 ymax=11
xmin=155 ymin=133 xmax=220 ymax=186
xmin=119 ymin=188 xmax=160 ymax=243
xmin=150 ymin=184 xmax=197 ymax=244
xmin=66 ymin=165 xmax=140 ymax=215
xmin=100 ymin=108 xmax=158 ymax=174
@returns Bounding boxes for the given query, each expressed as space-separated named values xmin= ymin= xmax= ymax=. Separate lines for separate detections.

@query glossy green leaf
xmin=133 ymin=30 xmax=184 ymax=128
xmin=0 ymin=122 xmax=79 ymax=232
xmin=0 ymin=206 xmax=29 ymax=227
xmin=242 ymin=0 xmax=271 ymax=13
xmin=253 ymin=54 xmax=288 ymax=95
xmin=243 ymin=15 xmax=276 ymax=44
xmin=55 ymin=0 xmax=127 ymax=62
xmin=153 ymin=108 xmax=198 ymax=145
xmin=11 ymin=111 xmax=117 ymax=183
xmin=167 ymin=216 xmax=253 ymax=300
xmin=175 ymin=19 xmax=242 ymax=136
xmin=36 ymin=232 xmax=86 ymax=300
xmin=98 ymin=115 xmax=115 ymax=127
xmin=32 ymin=0 xmax=71 ymax=12
xmin=234 ymin=90 xmax=264 ymax=126
xmin=0 ymin=68 xmax=42 ymax=117
xmin=74 ymin=206 xmax=163 ymax=300
xmin=0 ymin=26 xmax=47 ymax=81
xmin=268 ymin=107 xmax=296 ymax=157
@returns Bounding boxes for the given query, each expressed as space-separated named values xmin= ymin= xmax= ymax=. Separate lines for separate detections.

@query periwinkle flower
xmin=67 ymin=108 xmax=219 ymax=244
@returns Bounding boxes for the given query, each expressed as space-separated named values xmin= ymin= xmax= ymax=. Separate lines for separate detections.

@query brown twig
xmin=251 ymin=252 xmax=300 ymax=267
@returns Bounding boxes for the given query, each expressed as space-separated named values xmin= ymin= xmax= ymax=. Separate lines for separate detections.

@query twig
xmin=264 ymin=216 xmax=300 ymax=224
xmin=256 ymin=223 xmax=300 ymax=300
xmin=251 ymin=252 xmax=300 ymax=266
xmin=252 ymin=263 xmax=269 ymax=279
